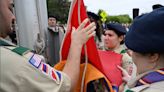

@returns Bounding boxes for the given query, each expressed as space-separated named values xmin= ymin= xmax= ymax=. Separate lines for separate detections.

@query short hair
xmin=48 ymin=15 xmax=57 ymax=20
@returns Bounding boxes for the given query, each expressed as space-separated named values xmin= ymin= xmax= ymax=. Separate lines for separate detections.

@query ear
xmin=149 ymin=53 xmax=160 ymax=63
xmin=118 ymin=35 xmax=124 ymax=42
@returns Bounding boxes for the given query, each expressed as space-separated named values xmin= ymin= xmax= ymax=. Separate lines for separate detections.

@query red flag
xmin=98 ymin=50 xmax=123 ymax=86
xmin=60 ymin=0 xmax=123 ymax=87
xmin=60 ymin=0 xmax=102 ymax=71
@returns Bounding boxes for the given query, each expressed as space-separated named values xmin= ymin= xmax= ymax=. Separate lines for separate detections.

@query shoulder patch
xmin=50 ymin=69 xmax=61 ymax=84
xmin=125 ymin=89 xmax=134 ymax=92
xmin=120 ymin=49 xmax=127 ymax=54
xmin=42 ymin=63 xmax=48 ymax=74
xmin=29 ymin=54 xmax=42 ymax=68
xmin=12 ymin=46 xmax=30 ymax=55
xmin=39 ymin=62 xmax=61 ymax=84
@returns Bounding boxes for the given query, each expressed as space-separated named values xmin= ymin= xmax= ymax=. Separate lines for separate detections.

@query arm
xmin=62 ymin=18 xmax=96 ymax=91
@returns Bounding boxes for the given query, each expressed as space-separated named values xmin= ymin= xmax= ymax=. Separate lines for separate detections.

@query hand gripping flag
xmin=60 ymin=0 xmax=102 ymax=71
xmin=59 ymin=0 xmax=123 ymax=89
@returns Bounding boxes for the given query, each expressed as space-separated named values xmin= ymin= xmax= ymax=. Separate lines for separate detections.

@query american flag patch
xmin=29 ymin=54 xmax=42 ymax=68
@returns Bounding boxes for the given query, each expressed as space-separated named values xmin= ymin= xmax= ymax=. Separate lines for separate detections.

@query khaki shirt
xmin=0 ymin=38 xmax=71 ymax=92
xmin=127 ymin=71 xmax=164 ymax=92
xmin=114 ymin=45 xmax=137 ymax=77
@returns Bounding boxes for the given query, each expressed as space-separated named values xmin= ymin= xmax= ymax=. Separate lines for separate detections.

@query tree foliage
xmin=47 ymin=0 xmax=71 ymax=23
xmin=107 ymin=15 xmax=132 ymax=23
xmin=98 ymin=9 xmax=132 ymax=24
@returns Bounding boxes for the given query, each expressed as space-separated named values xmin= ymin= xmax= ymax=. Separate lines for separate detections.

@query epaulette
xmin=120 ymin=49 xmax=127 ymax=54
xmin=0 ymin=38 xmax=31 ymax=55
xmin=12 ymin=46 xmax=31 ymax=56
xmin=125 ymin=89 xmax=134 ymax=92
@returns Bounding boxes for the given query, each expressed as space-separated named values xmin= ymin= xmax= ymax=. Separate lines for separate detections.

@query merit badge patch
xmin=41 ymin=63 xmax=48 ymax=74
xmin=39 ymin=62 xmax=62 ymax=84
xmin=29 ymin=54 xmax=42 ymax=68
xmin=50 ymin=69 xmax=61 ymax=84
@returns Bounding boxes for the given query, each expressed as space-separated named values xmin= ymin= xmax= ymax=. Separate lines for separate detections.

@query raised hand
xmin=71 ymin=18 xmax=96 ymax=46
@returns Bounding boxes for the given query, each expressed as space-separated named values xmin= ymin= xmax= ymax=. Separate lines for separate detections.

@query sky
xmin=83 ymin=0 xmax=164 ymax=18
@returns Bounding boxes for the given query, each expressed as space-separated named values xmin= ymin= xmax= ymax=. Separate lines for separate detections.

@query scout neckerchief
xmin=135 ymin=68 xmax=164 ymax=87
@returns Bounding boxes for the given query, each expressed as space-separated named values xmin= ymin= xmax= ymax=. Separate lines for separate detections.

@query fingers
xmin=88 ymin=29 xmax=96 ymax=38
xmin=76 ymin=18 xmax=89 ymax=31
xmin=117 ymin=65 xmax=126 ymax=73
xmin=117 ymin=65 xmax=129 ymax=76
xmin=71 ymin=18 xmax=96 ymax=43
xmin=85 ymin=23 xmax=96 ymax=40
xmin=117 ymin=65 xmax=131 ymax=82
xmin=71 ymin=27 xmax=76 ymax=33
xmin=72 ymin=27 xmax=76 ymax=31
xmin=83 ymin=22 xmax=96 ymax=33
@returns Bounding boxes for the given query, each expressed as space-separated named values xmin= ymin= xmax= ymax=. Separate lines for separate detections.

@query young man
xmin=47 ymin=15 xmax=65 ymax=66
xmin=119 ymin=7 xmax=164 ymax=92
xmin=0 ymin=0 xmax=96 ymax=91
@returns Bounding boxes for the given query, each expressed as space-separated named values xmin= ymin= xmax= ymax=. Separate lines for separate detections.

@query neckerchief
xmin=136 ymin=68 xmax=164 ymax=87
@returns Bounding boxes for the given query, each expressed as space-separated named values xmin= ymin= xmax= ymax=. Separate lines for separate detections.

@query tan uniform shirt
xmin=114 ymin=45 xmax=137 ymax=77
xmin=127 ymin=71 xmax=164 ymax=92
xmin=0 ymin=38 xmax=71 ymax=92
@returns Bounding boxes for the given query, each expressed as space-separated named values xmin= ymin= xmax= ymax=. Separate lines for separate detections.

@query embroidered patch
xmin=29 ymin=54 xmax=42 ymax=68
xmin=50 ymin=69 xmax=61 ymax=84
xmin=56 ymin=71 xmax=61 ymax=81
xmin=112 ymin=86 xmax=119 ymax=92
xmin=38 ymin=62 xmax=62 ymax=84
xmin=42 ymin=63 xmax=48 ymax=74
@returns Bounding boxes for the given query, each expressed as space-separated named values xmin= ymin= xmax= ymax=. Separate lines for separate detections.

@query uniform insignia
xmin=112 ymin=86 xmax=119 ymax=92
xmin=38 ymin=62 xmax=62 ymax=84
xmin=12 ymin=46 xmax=30 ymax=55
xmin=50 ymin=69 xmax=61 ymax=84
xmin=56 ymin=71 xmax=61 ymax=81
xmin=51 ymin=70 xmax=57 ymax=80
xmin=29 ymin=54 xmax=42 ymax=68
xmin=42 ymin=63 xmax=48 ymax=74
xmin=125 ymin=89 xmax=134 ymax=92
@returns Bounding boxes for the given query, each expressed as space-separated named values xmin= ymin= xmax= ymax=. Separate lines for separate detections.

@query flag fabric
xmin=60 ymin=0 xmax=102 ymax=71
xmin=98 ymin=50 xmax=123 ymax=86
xmin=59 ymin=0 xmax=123 ymax=89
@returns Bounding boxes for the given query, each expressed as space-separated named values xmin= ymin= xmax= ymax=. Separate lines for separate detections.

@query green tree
xmin=47 ymin=0 xmax=71 ymax=23
xmin=98 ymin=9 xmax=132 ymax=24
xmin=107 ymin=15 xmax=132 ymax=23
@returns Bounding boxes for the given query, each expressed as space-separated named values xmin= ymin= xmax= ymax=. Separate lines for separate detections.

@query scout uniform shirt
xmin=113 ymin=45 xmax=136 ymax=77
xmin=0 ymin=38 xmax=71 ymax=92
xmin=126 ymin=68 xmax=164 ymax=92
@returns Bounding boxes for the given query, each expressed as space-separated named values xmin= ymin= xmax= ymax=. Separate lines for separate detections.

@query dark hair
xmin=104 ymin=23 xmax=127 ymax=44
xmin=87 ymin=11 xmax=100 ymax=21
xmin=48 ymin=15 xmax=57 ymax=20
xmin=87 ymin=11 xmax=103 ymax=42
xmin=105 ymin=27 xmax=125 ymax=44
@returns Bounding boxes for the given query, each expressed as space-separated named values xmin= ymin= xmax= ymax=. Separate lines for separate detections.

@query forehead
xmin=105 ymin=30 xmax=115 ymax=34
